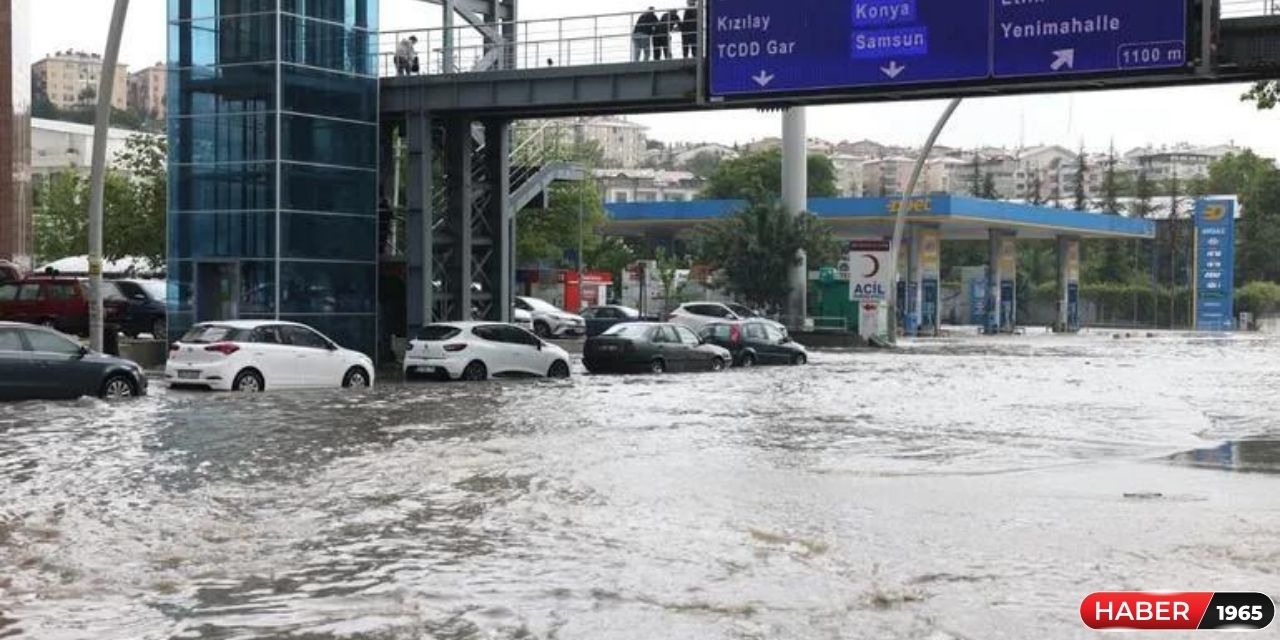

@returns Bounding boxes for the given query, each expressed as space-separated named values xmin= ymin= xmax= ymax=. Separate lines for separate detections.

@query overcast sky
xmin=28 ymin=0 xmax=1280 ymax=158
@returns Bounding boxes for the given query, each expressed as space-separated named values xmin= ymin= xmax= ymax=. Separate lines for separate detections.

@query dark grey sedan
xmin=0 ymin=321 xmax=148 ymax=401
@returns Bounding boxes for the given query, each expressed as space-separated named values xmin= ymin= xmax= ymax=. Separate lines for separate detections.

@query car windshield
xmin=417 ymin=325 xmax=462 ymax=341
xmin=521 ymin=298 xmax=561 ymax=313
xmin=138 ymin=280 xmax=166 ymax=301
xmin=180 ymin=325 xmax=245 ymax=344
xmin=617 ymin=306 xmax=641 ymax=318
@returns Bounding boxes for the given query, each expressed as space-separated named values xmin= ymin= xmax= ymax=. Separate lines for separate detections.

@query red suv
xmin=0 ymin=277 xmax=127 ymax=337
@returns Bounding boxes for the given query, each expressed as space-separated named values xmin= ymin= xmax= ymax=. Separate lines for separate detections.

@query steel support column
xmin=481 ymin=118 xmax=512 ymax=322
xmin=405 ymin=113 xmax=435 ymax=331
xmin=444 ymin=117 xmax=474 ymax=319
xmin=782 ymin=107 xmax=807 ymax=330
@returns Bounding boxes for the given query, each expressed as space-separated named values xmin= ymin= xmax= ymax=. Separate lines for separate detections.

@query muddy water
xmin=1 ymin=332 xmax=1278 ymax=639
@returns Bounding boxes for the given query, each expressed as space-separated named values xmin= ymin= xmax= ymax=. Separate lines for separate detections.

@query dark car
xmin=700 ymin=320 xmax=808 ymax=367
xmin=583 ymin=322 xmax=732 ymax=374
xmin=112 ymin=279 xmax=167 ymax=338
xmin=0 ymin=321 xmax=148 ymax=401
xmin=0 ymin=277 xmax=128 ymax=336
xmin=581 ymin=304 xmax=643 ymax=337
xmin=0 ymin=260 xmax=21 ymax=283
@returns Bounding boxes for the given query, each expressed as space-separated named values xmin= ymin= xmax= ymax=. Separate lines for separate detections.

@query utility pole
xmin=88 ymin=0 xmax=130 ymax=352
xmin=782 ymin=107 xmax=807 ymax=329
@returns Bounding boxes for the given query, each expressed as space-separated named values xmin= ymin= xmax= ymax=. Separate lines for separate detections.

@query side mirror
xmin=537 ymin=341 xmax=544 ymax=351
xmin=77 ymin=345 xmax=90 ymax=358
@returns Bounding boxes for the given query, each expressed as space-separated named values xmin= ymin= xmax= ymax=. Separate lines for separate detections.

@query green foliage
xmin=1089 ymin=149 xmax=1131 ymax=283
xmin=1073 ymin=151 xmax=1089 ymax=211
xmin=698 ymin=199 xmax=839 ymax=311
xmin=33 ymin=134 xmax=168 ymax=266
xmin=701 ymin=149 xmax=838 ymax=199
xmin=1130 ymin=171 xmax=1155 ymax=218
xmin=1242 ymin=81 xmax=1280 ymax=110
xmin=1207 ymin=150 xmax=1280 ymax=283
xmin=1236 ymin=281 xmax=1280 ymax=316
xmin=516 ymin=179 xmax=609 ymax=267
xmin=1026 ymin=172 xmax=1045 ymax=205
xmin=684 ymin=151 xmax=723 ymax=178
xmin=1030 ymin=281 xmax=1195 ymax=327
xmin=979 ymin=172 xmax=998 ymax=199
xmin=654 ymin=246 xmax=689 ymax=311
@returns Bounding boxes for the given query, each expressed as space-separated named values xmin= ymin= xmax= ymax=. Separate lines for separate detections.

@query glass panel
xmin=169 ymin=0 xmax=278 ymax=21
xmin=169 ymin=112 xmax=274 ymax=165
xmin=281 ymin=114 xmax=376 ymax=168
xmin=281 ymin=0 xmax=377 ymax=29
xmin=280 ymin=163 xmax=375 ymax=215
xmin=0 ymin=284 xmax=18 ymax=301
xmin=170 ymin=162 xmax=274 ymax=212
xmin=280 ymin=65 xmax=376 ymax=122
xmin=169 ymin=262 xmax=196 ymax=312
xmin=170 ymin=211 xmax=275 ymax=259
xmin=279 ymin=261 xmax=375 ymax=314
xmin=280 ymin=212 xmax=375 ymax=262
xmin=239 ymin=260 xmax=277 ymax=315
xmin=0 ymin=329 xmax=24 ymax=352
xmin=281 ymin=325 xmax=332 ymax=349
xmin=169 ymin=64 xmax=275 ymax=117
xmin=281 ymin=16 xmax=376 ymax=76
xmin=180 ymin=324 xmax=249 ymax=343
xmin=168 ymin=14 xmax=276 ymax=68
xmin=281 ymin=314 xmax=375 ymax=356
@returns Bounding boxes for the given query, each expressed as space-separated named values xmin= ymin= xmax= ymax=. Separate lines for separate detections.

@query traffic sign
xmin=707 ymin=0 xmax=1190 ymax=100
xmin=1194 ymin=199 xmax=1236 ymax=331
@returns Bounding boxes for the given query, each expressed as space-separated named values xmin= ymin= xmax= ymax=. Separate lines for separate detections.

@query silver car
xmin=668 ymin=302 xmax=788 ymax=334
xmin=515 ymin=296 xmax=586 ymax=338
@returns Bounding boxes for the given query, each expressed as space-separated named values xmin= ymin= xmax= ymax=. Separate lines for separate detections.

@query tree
xmin=653 ymin=246 xmax=689 ymax=313
xmin=1072 ymin=150 xmax=1090 ymax=211
xmin=980 ymin=171 xmax=998 ymax=199
xmin=683 ymin=151 xmax=723 ymax=178
xmin=1207 ymin=150 xmax=1280 ymax=283
xmin=702 ymin=149 xmax=838 ymax=199
xmin=969 ymin=153 xmax=983 ymax=196
xmin=33 ymin=134 xmax=168 ymax=266
xmin=1026 ymin=171 xmax=1045 ymax=206
xmin=1165 ymin=173 xmax=1184 ymax=327
xmin=516 ymin=179 xmax=609 ymax=267
xmin=698 ymin=199 xmax=839 ymax=312
xmin=1243 ymin=81 xmax=1280 ymax=110
xmin=1089 ymin=147 xmax=1130 ymax=283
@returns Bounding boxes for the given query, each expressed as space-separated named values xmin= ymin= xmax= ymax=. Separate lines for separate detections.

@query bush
xmin=1236 ymin=281 xmax=1280 ymax=316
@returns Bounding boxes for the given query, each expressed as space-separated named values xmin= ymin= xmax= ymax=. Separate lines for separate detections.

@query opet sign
xmin=848 ymin=239 xmax=892 ymax=302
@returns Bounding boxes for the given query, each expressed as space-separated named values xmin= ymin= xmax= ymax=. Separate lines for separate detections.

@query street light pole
xmin=886 ymin=97 xmax=962 ymax=341
xmin=88 ymin=0 xmax=130 ymax=352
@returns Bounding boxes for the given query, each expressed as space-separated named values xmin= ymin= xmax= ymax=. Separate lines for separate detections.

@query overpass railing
xmin=378 ymin=7 xmax=700 ymax=77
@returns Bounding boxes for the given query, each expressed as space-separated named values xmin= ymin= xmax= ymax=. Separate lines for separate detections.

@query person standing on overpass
xmin=395 ymin=35 xmax=418 ymax=76
xmin=653 ymin=9 xmax=676 ymax=60
xmin=681 ymin=1 xmax=699 ymax=58
xmin=633 ymin=8 xmax=658 ymax=61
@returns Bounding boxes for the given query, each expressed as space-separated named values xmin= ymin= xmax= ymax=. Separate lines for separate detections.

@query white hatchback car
xmin=404 ymin=322 xmax=572 ymax=381
xmin=167 ymin=321 xmax=375 ymax=392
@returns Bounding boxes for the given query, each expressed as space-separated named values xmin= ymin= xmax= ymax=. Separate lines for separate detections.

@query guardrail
xmin=379 ymin=7 xmax=700 ymax=77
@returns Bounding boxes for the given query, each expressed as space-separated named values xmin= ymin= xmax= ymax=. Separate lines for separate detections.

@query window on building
xmin=611 ymin=191 xmax=629 ymax=203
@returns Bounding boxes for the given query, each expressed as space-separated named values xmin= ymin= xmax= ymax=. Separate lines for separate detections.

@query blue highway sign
xmin=707 ymin=0 xmax=1190 ymax=99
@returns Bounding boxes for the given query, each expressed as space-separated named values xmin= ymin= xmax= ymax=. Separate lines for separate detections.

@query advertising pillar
xmin=985 ymin=230 xmax=1014 ymax=335
xmin=850 ymin=239 xmax=892 ymax=343
xmin=1194 ymin=199 xmax=1236 ymax=331
xmin=998 ymin=234 xmax=1017 ymax=333
xmin=905 ymin=231 xmax=921 ymax=336
xmin=1057 ymin=236 xmax=1081 ymax=333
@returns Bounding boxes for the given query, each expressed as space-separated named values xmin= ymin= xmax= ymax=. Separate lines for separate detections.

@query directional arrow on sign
xmin=752 ymin=70 xmax=775 ymax=87
xmin=880 ymin=61 xmax=906 ymax=79
xmin=1050 ymin=49 xmax=1075 ymax=71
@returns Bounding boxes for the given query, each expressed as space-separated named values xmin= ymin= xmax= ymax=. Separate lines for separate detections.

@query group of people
xmin=632 ymin=2 xmax=699 ymax=62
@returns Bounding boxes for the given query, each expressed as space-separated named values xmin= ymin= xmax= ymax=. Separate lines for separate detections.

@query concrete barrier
xmin=119 ymin=339 xmax=169 ymax=370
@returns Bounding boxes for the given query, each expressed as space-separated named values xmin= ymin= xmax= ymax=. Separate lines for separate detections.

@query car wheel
xmin=233 ymin=369 xmax=265 ymax=393
xmin=151 ymin=318 xmax=166 ymax=339
xmin=534 ymin=321 xmax=552 ymax=338
xmin=649 ymin=358 xmax=666 ymax=374
xmin=741 ymin=353 xmax=756 ymax=368
xmin=461 ymin=360 xmax=488 ymax=381
xmin=100 ymin=374 xmax=137 ymax=400
xmin=792 ymin=353 xmax=808 ymax=366
xmin=548 ymin=360 xmax=571 ymax=379
xmin=343 ymin=367 xmax=371 ymax=388
xmin=710 ymin=357 xmax=725 ymax=372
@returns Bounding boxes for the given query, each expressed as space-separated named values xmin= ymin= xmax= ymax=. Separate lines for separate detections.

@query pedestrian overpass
xmin=377 ymin=1 xmax=1280 ymax=329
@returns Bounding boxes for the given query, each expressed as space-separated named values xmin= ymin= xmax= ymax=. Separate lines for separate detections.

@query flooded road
xmin=2 ymin=332 xmax=1278 ymax=639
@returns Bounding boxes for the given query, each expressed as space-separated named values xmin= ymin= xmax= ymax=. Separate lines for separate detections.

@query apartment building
xmin=32 ymin=51 xmax=128 ymax=111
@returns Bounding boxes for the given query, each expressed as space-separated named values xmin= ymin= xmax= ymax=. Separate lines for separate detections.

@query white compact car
xmin=512 ymin=307 xmax=534 ymax=331
xmin=167 ymin=321 xmax=375 ymax=392
xmin=668 ymin=302 xmax=788 ymax=334
xmin=514 ymin=296 xmax=585 ymax=338
xmin=404 ymin=322 xmax=572 ymax=381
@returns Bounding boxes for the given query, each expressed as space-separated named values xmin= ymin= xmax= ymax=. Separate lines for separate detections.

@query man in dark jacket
xmin=653 ymin=9 xmax=677 ymax=60
xmin=681 ymin=1 xmax=699 ymax=58
xmin=633 ymin=8 xmax=659 ymax=61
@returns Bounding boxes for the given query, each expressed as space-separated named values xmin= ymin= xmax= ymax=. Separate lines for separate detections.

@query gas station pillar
xmin=911 ymin=225 xmax=942 ymax=336
xmin=986 ymin=230 xmax=1017 ymax=334
xmin=1056 ymin=235 xmax=1081 ymax=333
